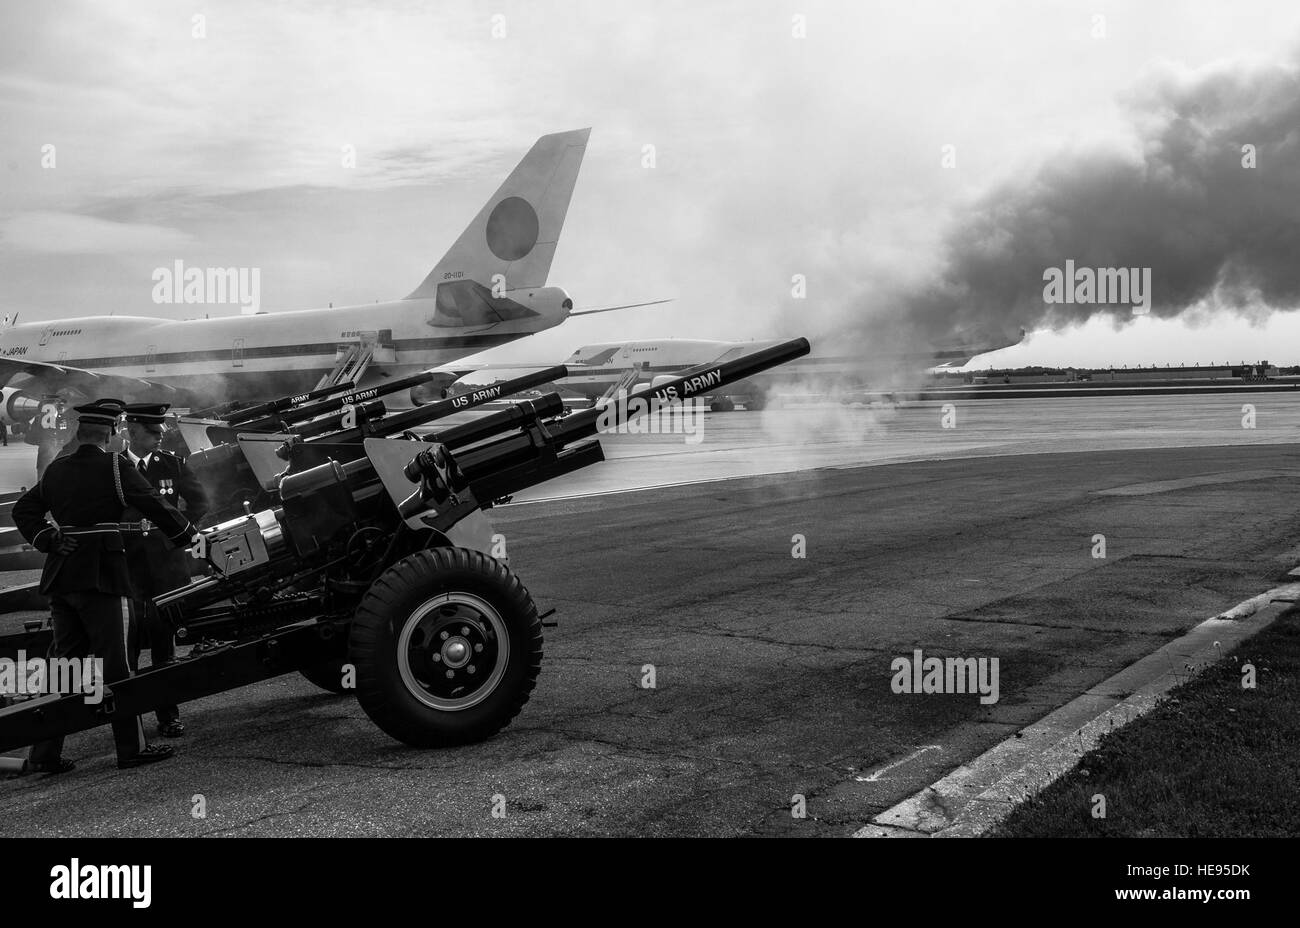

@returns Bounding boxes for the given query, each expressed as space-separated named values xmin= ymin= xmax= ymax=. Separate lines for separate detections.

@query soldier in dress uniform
xmin=11 ymin=398 xmax=196 ymax=773
xmin=121 ymin=402 xmax=209 ymax=738
xmin=56 ymin=397 xmax=127 ymax=460
xmin=26 ymin=394 xmax=69 ymax=482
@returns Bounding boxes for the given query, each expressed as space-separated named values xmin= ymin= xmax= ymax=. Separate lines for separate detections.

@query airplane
xmin=0 ymin=128 xmax=655 ymax=431
xmin=552 ymin=328 xmax=1027 ymax=411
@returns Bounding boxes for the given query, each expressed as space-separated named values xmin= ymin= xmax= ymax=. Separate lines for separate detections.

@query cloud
xmin=0 ymin=211 xmax=194 ymax=254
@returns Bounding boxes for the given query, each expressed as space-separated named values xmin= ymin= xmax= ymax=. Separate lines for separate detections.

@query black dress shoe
xmin=117 ymin=744 xmax=174 ymax=769
xmin=158 ymin=720 xmax=186 ymax=738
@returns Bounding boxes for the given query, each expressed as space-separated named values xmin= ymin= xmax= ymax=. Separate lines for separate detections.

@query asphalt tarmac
xmin=2 ymin=394 xmax=1299 ymax=836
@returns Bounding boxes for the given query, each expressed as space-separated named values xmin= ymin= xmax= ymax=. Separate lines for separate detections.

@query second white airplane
xmin=556 ymin=329 xmax=1027 ymax=410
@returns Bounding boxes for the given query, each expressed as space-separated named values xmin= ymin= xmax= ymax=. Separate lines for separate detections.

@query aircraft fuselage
xmin=0 ymin=291 xmax=569 ymax=404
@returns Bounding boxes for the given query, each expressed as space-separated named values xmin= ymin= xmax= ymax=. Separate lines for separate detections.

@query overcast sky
xmin=2 ymin=0 xmax=1300 ymax=370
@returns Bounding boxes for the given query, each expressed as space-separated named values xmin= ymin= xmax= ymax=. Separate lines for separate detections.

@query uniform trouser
xmin=127 ymin=599 xmax=179 ymax=726
xmin=28 ymin=591 xmax=145 ymax=765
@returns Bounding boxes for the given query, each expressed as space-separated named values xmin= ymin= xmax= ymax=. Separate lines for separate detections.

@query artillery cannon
xmin=0 ymin=338 xmax=810 ymax=752
xmin=174 ymin=369 xmax=451 ymax=454
xmin=187 ymin=381 xmax=356 ymax=426
xmin=182 ymin=365 xmax=568 ymax=523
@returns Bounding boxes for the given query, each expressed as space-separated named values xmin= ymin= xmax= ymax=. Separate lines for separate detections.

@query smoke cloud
xmin=799 ymin=56 xmax=1300 ymax=368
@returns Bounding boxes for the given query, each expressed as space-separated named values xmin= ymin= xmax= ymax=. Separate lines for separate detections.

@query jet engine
xmin=0 ymin=387 xmax=44 ymax=427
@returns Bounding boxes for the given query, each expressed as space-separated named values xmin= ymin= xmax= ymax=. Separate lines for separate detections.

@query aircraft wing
xmin=930 ymin=327 xmax=1027 ymax=369
xmin=402 ymin=364 xmax=559 ymax=405
xmin=433 ymin=362 xmax=568 ymax=379
xmin=0 ymin=356 xmax=177 ymax=400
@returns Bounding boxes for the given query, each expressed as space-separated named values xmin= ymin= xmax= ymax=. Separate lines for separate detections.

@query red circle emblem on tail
xmin=485 ymin=196 xmax=539 ymax=261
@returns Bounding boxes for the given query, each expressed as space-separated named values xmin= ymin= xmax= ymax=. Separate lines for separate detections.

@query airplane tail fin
xmin=406 ymin=128 xmax=590 ymax=302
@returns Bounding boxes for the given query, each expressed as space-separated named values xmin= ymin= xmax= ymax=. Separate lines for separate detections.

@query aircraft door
xmin=232 ymin=337 xmax=245 ymax=368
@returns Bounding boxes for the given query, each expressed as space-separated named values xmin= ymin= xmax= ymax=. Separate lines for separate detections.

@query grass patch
xmin=991 ymin=610 xmax=1300 ymax=837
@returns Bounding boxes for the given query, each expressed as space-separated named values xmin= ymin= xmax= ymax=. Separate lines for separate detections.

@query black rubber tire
xmin=349 ymin=547 xmax=542 ymax=748
xmin=299 ymin=658 xmax=352 ymax=695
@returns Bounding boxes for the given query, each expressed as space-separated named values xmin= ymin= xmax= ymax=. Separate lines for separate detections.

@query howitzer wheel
xmin=349 ymin=547 xmax=542 ymax=747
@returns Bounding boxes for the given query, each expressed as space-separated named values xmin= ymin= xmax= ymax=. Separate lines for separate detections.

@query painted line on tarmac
xmin=854 ymin=582 xmax=1300 ymax=839
xmin=855 ymin=745 xmax=942 ymax=782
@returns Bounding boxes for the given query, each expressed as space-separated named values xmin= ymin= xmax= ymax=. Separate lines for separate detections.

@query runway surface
xmin=3 ymin=392 xmax=1298 ymax=498
xmin=3 ymin=393 xmax=1300 ymax=836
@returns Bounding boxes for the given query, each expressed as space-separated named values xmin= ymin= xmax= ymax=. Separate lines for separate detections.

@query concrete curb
xmin=854 ymin=583 xmax=1300 ymax=838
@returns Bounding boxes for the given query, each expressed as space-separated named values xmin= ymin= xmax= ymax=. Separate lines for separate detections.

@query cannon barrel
xmin=289 ymin=365 xmax=570 ymax=449
xmin=331 ymin=370 xmax=445 ymax=407
xmin=236 ymin=369 xmax=445 ymax=433
xmin=425 ymin=394 xmax=566 ymax=450
xmin=556 ymin=337 xmax=808 ymax=442
xmin=289 ymin=398 xmax=387 ymax=440
xmin=223 ymin=382 xmax=356 ymax=426
xmin=262 ymin=369 xmax=447 ymax=430
xmin=451 ymin=338 xmax=811 ymax=492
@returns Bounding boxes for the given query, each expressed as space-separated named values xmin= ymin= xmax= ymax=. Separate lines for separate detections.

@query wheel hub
xmin=397 ymin=593 xmax=508 ymax=711
xmin=441 ymin=636 xmax=471 ymax=668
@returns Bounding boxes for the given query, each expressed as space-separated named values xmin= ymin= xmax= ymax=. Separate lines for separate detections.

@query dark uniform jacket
xmin=122 ymin=449 xmax=209 ymax=598
xmin=21 ymin=400 xmax=67 ymax=447
xmin=11 ymin=445 xmax=194 ymax=597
